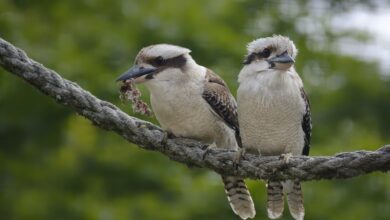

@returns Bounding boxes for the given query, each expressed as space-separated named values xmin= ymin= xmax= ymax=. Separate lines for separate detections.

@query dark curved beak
xmin=116 ymin=65 xmax=157 ymax=82
xmin=267 ymin=51 xmax=295 ymax=70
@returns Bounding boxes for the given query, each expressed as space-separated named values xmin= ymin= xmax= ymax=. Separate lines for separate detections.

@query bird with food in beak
xmin=117 ymin=44 xmax=256 ymax=219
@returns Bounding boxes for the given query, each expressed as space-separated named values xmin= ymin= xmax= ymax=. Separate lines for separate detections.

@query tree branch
xmin=1 ymin=37 xmax=389 ymax=181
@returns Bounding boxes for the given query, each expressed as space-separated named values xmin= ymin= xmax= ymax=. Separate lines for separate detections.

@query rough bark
xmin=0 ymin=37 xmax=389 ymax=181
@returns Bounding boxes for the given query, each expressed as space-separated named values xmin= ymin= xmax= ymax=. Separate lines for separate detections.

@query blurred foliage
xmin=0 ymin=0 xmax=389 ymax=219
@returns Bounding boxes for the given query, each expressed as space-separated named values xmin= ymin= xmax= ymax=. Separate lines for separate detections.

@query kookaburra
xmin=117 ymin=44 xmax=256 ymax=219
xmin=237 ymin=36 xmax=311 ymax=220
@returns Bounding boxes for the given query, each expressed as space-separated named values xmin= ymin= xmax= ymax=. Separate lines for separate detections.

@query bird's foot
xmin=251 ymin=148 xmax=262 ymax=158
xmin=201 ymin=143 xmax=216 ymax=161
xmin=279 ymin=153 xmax=293 ymax=165
xmin=233 ymin=148 xmax=246 ymax=170
xmin=161 ymin=131 xmax=175 ymax=151
xmin=256 ymin=149 xmax=262 ymax=156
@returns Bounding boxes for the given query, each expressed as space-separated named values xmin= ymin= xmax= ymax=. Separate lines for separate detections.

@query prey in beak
xmin=267 ymin=51 xmax=295 ymax=70
xmin=116 ymin=65 xmax=157 ymax=83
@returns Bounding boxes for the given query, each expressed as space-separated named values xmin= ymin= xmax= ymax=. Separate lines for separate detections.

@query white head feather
xmin=136 ymin=44 xmax=191 ymax=61
xmin=247 ymin=35 xmax=298 ymax=59
xmin=132 ymin=44 xmax=204 ymax=90
xmin=238 ymin=35 xmax=302 ymax=88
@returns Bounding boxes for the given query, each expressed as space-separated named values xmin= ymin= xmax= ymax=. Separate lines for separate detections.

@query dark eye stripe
xmin=154 ymin=56 xmax=165 ymax=66
xmin=259 ymin=48 xmax=271 ymax=58
xmin=243 ymin=53 xmax=255 ymax=64
xmin=243 ymin=48 xmax=272 ymax=65
xmin=148 ymin=55 xmax=187 ymax=68
xmin=165 ymin=55 xmax=187 ymax=68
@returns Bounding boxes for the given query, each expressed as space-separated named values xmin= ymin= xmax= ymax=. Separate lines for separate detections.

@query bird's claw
xmin=202 ymin=147 xmax=213 ymax=161
xmin=233 ymin=148 xmax=246 ymax=170
xmin=202 ymin=143 xmax=217 ymax=161
xmin=280 ymin=153 xmax=293 ymax=164
xmin=161 ymin=131 xmax=175 ymax=151
xmin=161 ymin=131 xmax=169 ymax=146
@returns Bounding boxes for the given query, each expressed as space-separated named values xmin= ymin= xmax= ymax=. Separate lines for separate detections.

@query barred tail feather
xmin=222 ymin=176 xmax=256 ymax=219
xmin=267 ymin=181 xmax=284 ymax=219
xmin=283 ymin=180 xmax=305 ymax=220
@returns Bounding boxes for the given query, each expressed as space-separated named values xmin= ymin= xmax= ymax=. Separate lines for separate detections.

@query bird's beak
xmin=116 ymin=65 xmax=157 ymax=83
xmin=267 ymin=51 xmax=295 ymax=70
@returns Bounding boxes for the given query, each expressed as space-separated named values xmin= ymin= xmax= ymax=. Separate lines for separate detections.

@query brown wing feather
xmin=300 ymin=88 xmax=312 ymax=155
xmin=202 ymin=69 xmax=242 ymax=148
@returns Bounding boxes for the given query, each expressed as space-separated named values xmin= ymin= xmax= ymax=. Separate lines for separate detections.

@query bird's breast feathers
xmin=148 ymin=68 xmax=235 ymax=146
xmin=238 ymin=71 xmax=306 ymax=155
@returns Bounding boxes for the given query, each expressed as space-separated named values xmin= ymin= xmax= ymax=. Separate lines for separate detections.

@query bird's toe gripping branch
xmin=161 ymin=131 xmax=173 ymax=145
xmin=280 ymin=153 xmax=293 ymax=165
xmin=232 ymin=148 xmax=246 ymax=170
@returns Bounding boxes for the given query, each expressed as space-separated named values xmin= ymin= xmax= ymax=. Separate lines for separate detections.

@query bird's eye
xmin=261 ymin=48 xmax=271 ymax=58
xmin=155 ymin=56 xmax=165 ymax=66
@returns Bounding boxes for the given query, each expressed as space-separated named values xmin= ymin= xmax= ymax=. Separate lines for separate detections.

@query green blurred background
xmin=1 ymin=0 xmax=389 ymax=219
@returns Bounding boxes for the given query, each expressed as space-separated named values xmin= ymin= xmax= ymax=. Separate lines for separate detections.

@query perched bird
xmin=117 ymin=44 xmax=256 ymax=219
xmin=237 ymin=36 xmax=311 ymax=220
